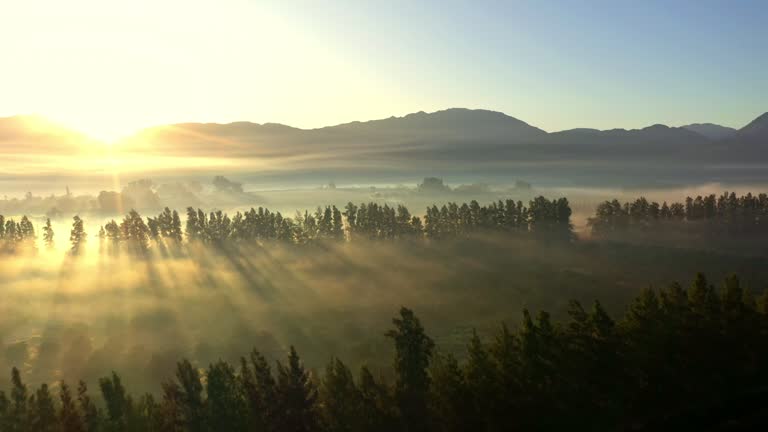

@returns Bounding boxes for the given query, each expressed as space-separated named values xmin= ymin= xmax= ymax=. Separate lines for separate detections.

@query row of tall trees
xmin=422 ymin=197 xmax=571 ymax=240
xmin=96 ymin=208 xmax=184 ymax=256
xmin=589 ymin=192 xmax=768 ymax=236
xmin=184 ymin=206 xmax=345 ymax=245
xmin=0 ymin=215 xmax=38 ymax=252
xmin=1 ymin=272 xmax=767 ymax=431
xmin=344 ymin=203 xmax=421 ymax=240
xmin=0 ymin=196 xmax=574 ymax=255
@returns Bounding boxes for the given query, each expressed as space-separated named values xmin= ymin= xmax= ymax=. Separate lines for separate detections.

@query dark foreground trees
xmin=2 ymin=273 xmax=768 ymax=431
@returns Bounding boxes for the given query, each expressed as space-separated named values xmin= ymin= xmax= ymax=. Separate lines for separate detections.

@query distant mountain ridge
xmin=322 ymin=108 xmax=547 ymax=139
xmin=1 ymin=109 xmax=766 ymax=167
xmin=738 ymin=112 xmax=768 ymax=141
xmin=682 ymin=123 xmax=737 ymax=140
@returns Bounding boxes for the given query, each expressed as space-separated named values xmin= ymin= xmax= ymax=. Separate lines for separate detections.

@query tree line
xmin=2 ymin=272 xmax=767 ymax=431
xmin=589 ymin=191 xmax=768 ymax=237
xmin=0 ymin=215 xmax=37 ymax=253
xmin=0 ymin=196 xmax=574 ymax=255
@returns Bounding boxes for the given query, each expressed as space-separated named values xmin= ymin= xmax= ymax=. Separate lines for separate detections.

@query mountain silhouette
xmin=2 ymin=109 xmax=767 ymax=170
xmin=737 ymin=112 xmax=768 ymax=142
xmin=322 ymin=108 xmax=546 ymax=140
xmin=682 ymin=123 xmax=737 ymax=140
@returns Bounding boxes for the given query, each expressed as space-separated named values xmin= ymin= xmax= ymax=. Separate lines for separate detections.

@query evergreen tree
xmin=42 ymin=218 xmax=54 ymax=249
xmin=77 ymin=381 xmax=100 ymax=432
xmin=429 ymin=353 xmax=477 ymax=432
xmin=173 ymin=359 xmax=204 ymax=432
xmin=9 ymin=367 xmax=28 ymax=431
xmin=343 ymin=203 xmax=358 ymax=238
xmin=206 ymin=360 xmax=246 ymax=431
xmin=19 ymin=216 xmax=36 ymax=249
xmin=185 ymin=207 xmax=200 ymax=242
xmin=31 ymin=383 xmax=56 ymax=432
xmin=0 ymin=390 xmax=8 ymax=432
xmin=99 ymin=372 xmax=131 ymax=430
xmin=467 ymin=329 xmax=507 ymax=430
xmin=357 ymin=366 xmax=397 ymax=432
xmin=59 ymin=382 xmax=85 ymax=432
xmin=69 ymin=215 xmax=87 ymax=255
xmin=157 ymin=380 xmax=184 ymax=432
xmin=331 ymin=206 xmax=344 ymax=240
xmin=275 ymin=346 xmax=319 ymax=432
xmin=120 ymin=210 xmax=150 ymax=254
xmin=385 ymin=307 xmax=435 ymax=432
xmin=321 ymin=357 xmax=361 ymax=432
xmin=170 ymin=210 xmax=183 ymax=243
xmin=240 ymin=349 xmax=277 ymax=432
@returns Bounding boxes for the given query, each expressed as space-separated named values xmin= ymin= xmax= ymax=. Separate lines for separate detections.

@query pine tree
xmin=42 ymin=218 xmax=55 ymax=249
xmin=9 ymin=367 xmax=28 ymax=431
xmin=69 ymin=215 xmax=87 ymax=255
xmin=59 ymin=382 xmax=85 ymax=432
xmin=469 ymin=328 xmax=508 ymax=430
xmin=206 ymin=360 xmax=246 ymax=431
xmin=429 ymin=353 xmax=477 ymax=432
xmin=321 ymin=357 xmax=361 ymax=432
xmin=158 ymin=380 xmax=184 ymax=432
xmin=385 ymin=307 xmax=434 ymax=432
xmin=77 ymin=381 xmax=100 ymax=432
xmin=275 ymin=346 xmax=319 ymax=432
xmin=343 ymin=203 xmax=358 ymax=238
xmin=185 ymin=207 xmax=200 ymax=242
xmin=170 ymin=210 xmax=183 ymax=243
xmin=331 ymin=206 xmax=344 ymax=240
xmin=240 ymin=349 xmax=277 ymax=432
xmin=19 ymin=216 xmax=36 ymax=248
xmin=0 ymin=390 xmax=9 ymax=431
xmin=120 ymin=210 xmax=150 ymax=254
xmin=32 ymin=383 xmax=56 ymax=432
xmin=99 ymin=372 xmax=131 ymax=430
xmin=357 ymin=366 xmax=397 ymax=432
xmin=173 ymin=359 xmax=204 ymax=432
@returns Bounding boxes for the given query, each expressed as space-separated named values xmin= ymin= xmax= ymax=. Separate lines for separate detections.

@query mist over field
xmin=3 ymin=229 xmax=768 ymax=397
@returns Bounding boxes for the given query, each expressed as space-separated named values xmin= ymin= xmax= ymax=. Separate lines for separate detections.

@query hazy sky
xmin=1 ymin=0 xmax=766 ymax=139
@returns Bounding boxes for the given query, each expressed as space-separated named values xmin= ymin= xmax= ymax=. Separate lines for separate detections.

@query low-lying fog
xmin=2 ymin=173 xmax=767 ymax=233
xmin=2 ymin=174 xmax=768 ymax=395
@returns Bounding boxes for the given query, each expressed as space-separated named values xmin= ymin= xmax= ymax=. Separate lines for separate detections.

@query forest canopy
xmin=1 ymin=272 xmax=767 ymax=431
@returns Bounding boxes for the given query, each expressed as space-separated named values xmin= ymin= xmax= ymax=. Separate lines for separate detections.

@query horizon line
xmin=1 ymin=107 xmax=765 ymax=138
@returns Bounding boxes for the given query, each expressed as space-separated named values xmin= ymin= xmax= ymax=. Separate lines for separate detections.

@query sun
xmin=43 ymin=113 xmax=142 ymax=146
xmin=72 ymin=122 xmax=137 ymax=146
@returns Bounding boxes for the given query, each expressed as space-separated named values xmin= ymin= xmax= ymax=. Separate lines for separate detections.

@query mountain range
xmin=1 ymin=109 xmax=766 ymax=178
xmin=119 ymin=108 xmax=767 ymax=163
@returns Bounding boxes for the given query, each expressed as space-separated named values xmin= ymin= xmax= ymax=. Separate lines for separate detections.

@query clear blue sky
xmin=1 ymin=0 xmax=765 ymax=138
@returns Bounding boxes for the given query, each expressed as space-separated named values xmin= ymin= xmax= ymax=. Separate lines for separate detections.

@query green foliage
xmin=589 ymin=192 xmax=768 ymax=244
xmin=320 ymin=358 xmax=361 ymax=432
xmin=2 ymin=273 xmax=768 ymax=430
xmin=59 ymin=382 xmax=85 ymax=432
xmin=31 ymin=383 xmax=56 ymax=432
xmin=386 ymin=307 xmax=435 ymax=432
xmin=206 ymin=361 xmax=246 ymax=431
xmin=275 ymin=346 xmax=319 ymax=432
xmin=0 ymin=195 xmax=574 ymax=257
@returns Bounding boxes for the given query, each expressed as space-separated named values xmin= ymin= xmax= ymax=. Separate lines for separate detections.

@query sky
xmin=1 ymin=0 xmax=766 ymax=140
